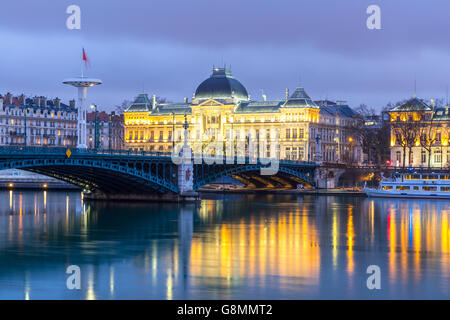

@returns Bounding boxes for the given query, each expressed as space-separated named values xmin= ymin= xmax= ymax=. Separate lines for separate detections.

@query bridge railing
xmin=0 ymin=146 xmax=318 ymax=166
xmin=0 ymin=146 xmax=173 ymax=158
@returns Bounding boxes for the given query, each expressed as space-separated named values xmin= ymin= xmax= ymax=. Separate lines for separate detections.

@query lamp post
xmin=24 ymin=107 xmax=29 ymax=146
xmin=170 ymin=112 xmax=175 ymax=151
xmin=108 ymin=113 xmax=112 ymax=151
xmin=90 ymin=104 xmax=100 ymax=149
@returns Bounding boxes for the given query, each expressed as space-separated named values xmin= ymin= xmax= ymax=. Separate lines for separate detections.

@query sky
xmin=1 ymin=0 xmax=450 ymax=111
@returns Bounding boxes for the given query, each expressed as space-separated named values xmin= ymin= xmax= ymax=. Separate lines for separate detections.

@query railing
xmin=0 ymin=146 xmax=318 ymax=166
xmin=0 ymin=146 xmax=173 ymax=158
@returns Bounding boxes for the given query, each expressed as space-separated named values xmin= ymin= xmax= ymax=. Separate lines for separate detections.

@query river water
xmin=0 ymin=190 xmax=449 ymax=299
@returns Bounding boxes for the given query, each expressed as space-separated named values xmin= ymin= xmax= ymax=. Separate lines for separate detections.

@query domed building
xmin=124 ymin=67 xmax=362 ymax=165
xmin=193 ymin=67 xmax=249 ymax=102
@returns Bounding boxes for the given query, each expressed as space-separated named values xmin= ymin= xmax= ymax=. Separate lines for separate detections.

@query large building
xmin=0 ymin=93 xmax=123 ymax=150
xmin=124 ymin=67 xmax=362 ymax=163
xmin=389 ymin=97 xmax=450 ymax=168
xmin=0 ymin=93 xmax=78 ymax=147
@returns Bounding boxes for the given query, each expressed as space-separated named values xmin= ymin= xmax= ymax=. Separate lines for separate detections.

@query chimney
xmin=54 ymin=97 xmax=61 ymax=108
xmin=69 ymin=99 xmax=76 ymax=108
xmin=152 ymin=94 xmax=156 ymax=109
xmin=39 ymin=96 xmax=47 ymax=107
xmin=33 ymin=96 xmax=39 ymax=105
xmin=5 ymin=93 xmax=12 ymax=105
xmin=285 ymin=88 xmax=289 ymax=101
xmin=431 ymin=99 xmax=435 ymax=109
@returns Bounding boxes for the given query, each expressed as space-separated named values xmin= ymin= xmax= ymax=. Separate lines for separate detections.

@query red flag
xmin=82 ymin=48 xmax=90 ymax=68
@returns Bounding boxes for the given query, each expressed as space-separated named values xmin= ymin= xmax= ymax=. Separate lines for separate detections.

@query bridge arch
xmin=193 ymin=163 xmax=315 ymax=190
xmin=0 ymin=158 xmax=178 ymax=194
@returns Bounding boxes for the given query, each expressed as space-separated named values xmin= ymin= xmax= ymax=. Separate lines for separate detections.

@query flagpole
xmin=81 ymin=48 xmax=84 ymax=78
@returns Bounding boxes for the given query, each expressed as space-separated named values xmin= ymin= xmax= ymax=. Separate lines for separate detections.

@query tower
xmin=63 ymin=77 xmax=102 ymax=148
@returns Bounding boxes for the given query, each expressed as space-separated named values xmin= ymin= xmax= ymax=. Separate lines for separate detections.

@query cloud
xmin=1 ymin=0 xmax=450 ymax=111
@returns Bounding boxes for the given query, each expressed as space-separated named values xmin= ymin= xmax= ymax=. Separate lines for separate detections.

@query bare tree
xmin=419 ymin=111 xmax=436 ymax=168
xmin=391 ymin=112 xmax=422 ymax=168
xmin=115 ymin=99 xmax=132 ymax=114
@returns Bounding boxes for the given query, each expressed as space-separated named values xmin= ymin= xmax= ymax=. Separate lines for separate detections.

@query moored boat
xmin=364 ymin=173 xmax=450 ymax=199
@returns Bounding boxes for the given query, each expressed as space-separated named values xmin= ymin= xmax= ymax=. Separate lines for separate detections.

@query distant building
xmin=0 ymin=92 xmax=77 ymax=146
xmin=0 ymin=92 xmax=124 ymax=150
xmin=315 ymin=100 xmax=363 ymax=164
xmin=388 ymin=97 xmax=450 ymax=168
xmin=124 ymin=67 xmax=363 ymax=164
xmin=86 ymin=111 xmax=124 ymax=150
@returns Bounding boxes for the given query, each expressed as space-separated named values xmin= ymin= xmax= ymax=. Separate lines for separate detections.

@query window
xmin=293 ymin=129 xmax=297 ymax=139
xmin=292 ymin=147 xmax=298 ymax=160
xmin=441 ymin=187 xmax=450 ymax=192
xmin=396 ymin=186 xmax=410 ymax=191
xmin=382 ymin=186 xmax=393 ymax=190
xmin=423 ymin=186 xmax=438 ymax=191
xmin=421 ymin=151 xmax=426 ymax=164
xmin=436 ymin=132 xmax=441 ymax=143
xmin=299 ymin=128 xmax=304 ymax=139
xmin=435 ymin=151 xmax=442 ymax=164
xmin=299 ymin=149 xmax=304 ymax=161
xmin=396 ymin=151 xmax=401 ymax=162
xmin=413 ymin=186 xmax=419 ymax=191
xmin=286 ymin=129 xmax=290 ymax=139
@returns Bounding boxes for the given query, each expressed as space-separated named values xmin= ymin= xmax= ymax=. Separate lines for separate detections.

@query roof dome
xmin=194 ymin=67 xmax=249 ymax=101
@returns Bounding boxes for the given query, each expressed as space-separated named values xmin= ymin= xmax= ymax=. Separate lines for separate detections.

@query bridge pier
xmin=83 ymin=192 xmax=199 ymax=202
xmin=314 ymin=167 xmax=345 ymax=189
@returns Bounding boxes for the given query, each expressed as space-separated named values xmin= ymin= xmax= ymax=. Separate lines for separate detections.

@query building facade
xmin=0 ymin=93 xmax=78 ymax=147
xmin=86 ymin=111 xmax=124 ymax=150
xmin=124 ymin=67 xmax=362 ymax=163
xmin=389 ymin=97 xmax=450 ymax=168
xmin=0 ymin=93 xmax=124 ymax=149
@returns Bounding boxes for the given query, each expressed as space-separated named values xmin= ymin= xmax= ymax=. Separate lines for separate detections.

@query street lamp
xmin=24 ymin=107 xmax=29 ymax=146
xmin=90 ymin=104 xmax=100 ymax=149
xmin=170 ymin=112 xmax=175 ymax=151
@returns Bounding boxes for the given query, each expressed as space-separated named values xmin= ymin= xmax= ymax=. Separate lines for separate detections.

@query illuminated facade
xmin=124 ymin=67 xmax=362 ymax=163
xmin=389 ymin=97 xmax=450 ymax=168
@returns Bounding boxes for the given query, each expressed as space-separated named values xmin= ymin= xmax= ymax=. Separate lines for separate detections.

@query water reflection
xmin=0 ymin=191 xmax=450 ymax=299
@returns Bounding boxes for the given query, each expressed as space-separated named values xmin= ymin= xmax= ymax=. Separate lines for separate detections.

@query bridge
xmin=0 ymin=147 xmax=318 ymax=199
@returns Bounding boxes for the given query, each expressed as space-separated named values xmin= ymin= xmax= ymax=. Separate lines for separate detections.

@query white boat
xmin=364 ymin=173 xmax=450 ymax=199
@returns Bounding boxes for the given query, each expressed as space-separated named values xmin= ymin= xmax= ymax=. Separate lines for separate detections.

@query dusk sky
xmin=1 ymin=0 xmax=450 ymax=111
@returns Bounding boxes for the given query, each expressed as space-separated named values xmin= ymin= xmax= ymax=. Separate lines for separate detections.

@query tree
xmin=115 ymin=99 xmax=132 ymax=114
xmin=354 ymin=104 xmax=390 ymax=167
xmin=419 ymin=111 xmax=436 ymax=168
xmin=391 ymin=112 xmax=422 ymax=168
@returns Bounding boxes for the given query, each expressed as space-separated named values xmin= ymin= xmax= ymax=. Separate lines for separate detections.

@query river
xmin=0 ymin=190 xmax=449 ymax=299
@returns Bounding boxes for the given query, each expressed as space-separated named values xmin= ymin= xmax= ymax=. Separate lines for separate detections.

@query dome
xmin=194 ymin=67 xmax=249 ymax=101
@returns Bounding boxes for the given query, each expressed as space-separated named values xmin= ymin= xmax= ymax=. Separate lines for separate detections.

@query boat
xmin=364 ymin=172 xmax=450 ymax=199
